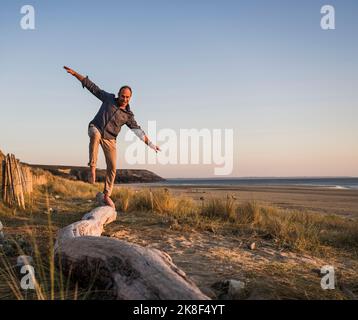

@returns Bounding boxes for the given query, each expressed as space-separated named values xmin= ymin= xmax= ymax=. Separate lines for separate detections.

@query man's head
xmin=118 ymin=86 xmax=132 ymax=109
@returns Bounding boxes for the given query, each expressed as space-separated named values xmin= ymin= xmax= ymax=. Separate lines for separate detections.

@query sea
xmin=147 ymin=177 xmax=358 ymax=190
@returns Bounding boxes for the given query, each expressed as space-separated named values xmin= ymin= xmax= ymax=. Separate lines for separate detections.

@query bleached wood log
xmin=54 ymin=205 xmax=117 ymax=250
xmin=55 ymin=200 xmax=210 ymax=300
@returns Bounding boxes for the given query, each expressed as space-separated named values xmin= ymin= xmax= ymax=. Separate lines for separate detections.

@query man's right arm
xmin=63 ymin=66 xmax=109 ymax=102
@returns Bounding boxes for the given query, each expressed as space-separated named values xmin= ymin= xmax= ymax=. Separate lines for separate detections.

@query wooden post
xmin=1 ymin=154 xmax=33 ymax=209
xmin=0 ymin=158 xmax=3 ymax=199
xmin=12 ymin=155 xmax=25 ymax=209
xmin=1 ymin=158 xmax=6 ymax=203
xmin=5 ymin=155 xmax=14 ymax=206
xmin=20 ymin=165 xmax=33 ymax=195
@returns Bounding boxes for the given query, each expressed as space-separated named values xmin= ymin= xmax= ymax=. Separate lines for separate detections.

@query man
xmin=64 ymin=66 xmax=160 ymax=207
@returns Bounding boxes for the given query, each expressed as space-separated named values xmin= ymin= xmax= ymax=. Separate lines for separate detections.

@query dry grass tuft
xmin=1 ymin=175 xmax=357 ymax=300
xmin=0 ymin=217 xmax=96 ymax=300
xmin=110 ymin=187 xmax=358 ymax=254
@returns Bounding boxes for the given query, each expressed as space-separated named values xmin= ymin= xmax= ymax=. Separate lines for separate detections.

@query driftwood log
xmin=54 ymin=194 xmax=209 ymax=300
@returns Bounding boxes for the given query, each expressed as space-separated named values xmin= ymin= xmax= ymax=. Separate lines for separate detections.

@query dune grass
xmin=3 ymin=178 xmax=358 ymax=255
xmin=0 ymin=214 xmax=98 ymax=300
xmin=0 ymin=175 xmax=104 ymax=300
xmin=1 ymin=175 xmax=357 ymax=299
xmin=38 ymin=175 xmax=99 ymax=200
xmin=111 ymin=187 xmax=358 ymax=254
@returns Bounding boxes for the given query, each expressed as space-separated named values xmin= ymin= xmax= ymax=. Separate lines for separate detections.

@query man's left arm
xmin=126 ymin=116 xmax=161 ymax=152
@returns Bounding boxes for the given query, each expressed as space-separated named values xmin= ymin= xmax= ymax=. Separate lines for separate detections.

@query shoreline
xmin=118 ymin=182 xmax=358 ymax=190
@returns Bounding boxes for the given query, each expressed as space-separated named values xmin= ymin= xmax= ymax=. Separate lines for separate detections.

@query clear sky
xmin=0 ymin=0 xmax=357 ymax=178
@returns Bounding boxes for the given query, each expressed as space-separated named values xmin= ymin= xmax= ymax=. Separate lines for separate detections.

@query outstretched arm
xmin=63 ymin=66 xmax=85 ymax=82
xmin=127 ymin=117 xmax=161 ymax=153
xmin=143 ymin=134 xmax=161 ymax=153
xmin=63 ymin=66 xmax=109 ymax=102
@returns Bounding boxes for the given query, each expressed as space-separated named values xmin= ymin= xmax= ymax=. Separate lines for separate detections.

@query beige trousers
xmin=88 ymin=125 xmax=116 ymax=196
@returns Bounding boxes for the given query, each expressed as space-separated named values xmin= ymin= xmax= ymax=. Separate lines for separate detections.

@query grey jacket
xmin=82 ymin=76 xmax=146 ymax=140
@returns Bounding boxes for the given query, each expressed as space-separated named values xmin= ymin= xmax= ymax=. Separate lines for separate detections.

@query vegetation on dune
xmin=0 ymin=174 xmax=357 ymax=300
xmin=112 ymin=187 xmax=358 ymax=254
xmin=0 ymin=215 xmax=100 ymax=300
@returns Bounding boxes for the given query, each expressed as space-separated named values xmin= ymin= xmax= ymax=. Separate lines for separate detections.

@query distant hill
xmin=25 ymin=164 xmax=165 ymax=184
xmin=0 ymin=148 xmax=164 ymax=184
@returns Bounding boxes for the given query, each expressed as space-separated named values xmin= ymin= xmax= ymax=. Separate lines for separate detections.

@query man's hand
xmin=151 ymin=145 xmax=161 ymax=153
xmin=63 ymin=66 xmax=85 ymax=82
xmin=63 ymin=66 xmax=76 ymax=75
xmin=143 ymin=135 xmax=161 ymax=153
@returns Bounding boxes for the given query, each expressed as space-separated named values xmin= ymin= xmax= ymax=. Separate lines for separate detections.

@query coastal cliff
xmin=25 ymin=164 xmax=165 ymax=184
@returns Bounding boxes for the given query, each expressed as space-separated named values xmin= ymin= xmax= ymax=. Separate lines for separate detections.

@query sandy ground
xmin=106 ymin=210 xmax=357 ymax=300
xmin=106 ymin=184 xmax=358 ymax=299
xmin=121 ymin=184 xmax=358 ymax=218
xmin=1 ymin=185 xmax=357 ymax=299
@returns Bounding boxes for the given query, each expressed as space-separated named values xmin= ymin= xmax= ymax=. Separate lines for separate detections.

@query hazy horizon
xmin=19 ymin=161 xmax=358 ymax=179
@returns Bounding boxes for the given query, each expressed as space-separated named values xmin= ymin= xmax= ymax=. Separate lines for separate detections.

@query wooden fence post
xmin=1 ymin=153 xmax=33 ymax=210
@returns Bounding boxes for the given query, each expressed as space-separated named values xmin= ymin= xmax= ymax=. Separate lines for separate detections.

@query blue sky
xmin=0 ymin=0 xmax=357 ymax=178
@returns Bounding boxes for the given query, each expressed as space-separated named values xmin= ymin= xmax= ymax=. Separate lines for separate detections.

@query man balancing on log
xmin=64 ymin=66 xmax=161 ymax=208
